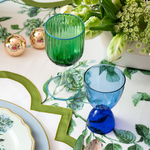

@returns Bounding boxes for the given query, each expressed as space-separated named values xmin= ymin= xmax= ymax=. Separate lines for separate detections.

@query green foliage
xmin=73 ymin=0 xmax=82 ymax=5
xmin=42 ymin=76 xmax=53 ymax=104
xmin=18 ymin=6 xmax=40 ymax=17
xmin=136 ymin=124 xmax=149 ymax=137
xmin=111 ymin=124 xmax=150 ymax=149
xmin=105 ymin=143 xmax=122 ymax=150
xmin=113 ymin=128 xmax=136 ymax=144
xmin=66 ymin=91 xmax=87 ymax=111
xmin=82 ymin=128 xmax=88 ymax=138
xmin=94 ymin=135 xmax=106 ymax=143
xmin=128 ymin=144 xmax=143 ymax=150
xmin=0 ymin=26 xmax=11 ymax=43
xmin=100 ymin=59 xmax=115 ymax=66
xmin=89 ymin=16 xmax=118 ymax=32
xmin=86 ymin=132 xmax=92 ymax=145
xmin=123 ymin=68 xmax=138 ymax=79
xmin=132 ymin=92 xmax=150 ymax=106
xmin=100 ymin=0 xmax=119 ymax=19
xmin=27 ymin=7 xmax=40 ymax=17
xmin=124 ymin=67 xmax=150 ymax=79
xmin=107 ymin=66 xmax=120 ymax=82
xmin=144 ymin=134 xmax=150 ymax=146
xmin=23 ymin=18 xmax=43 ymax=36
xmin=0 ymin=17 xmax=11 ymax=22
xmin=99 ymin=60 xmax=120 ymax=82
xmin=51 ymin=103 xmax=59 ymax=106
xmin=73 ymin=134 xmax=83 ymax=150
xmin=11 ymin=24 xmax=21 ymax=30
xmin=139 ymin=70 xmax=150 ymax=75
xmin=67 ymin=118 xmax=77 ymax=135
xmin=83 ymin=0 xmax=99 ymax=5
xmin=0 ymin=114 xmax=14 ymax=133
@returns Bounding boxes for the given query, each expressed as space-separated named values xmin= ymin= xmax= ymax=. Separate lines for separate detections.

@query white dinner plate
xmin=0 ymin=107 xmax=35 ymax=150
xmin=0 ymin=100 xmax=50 ymax=150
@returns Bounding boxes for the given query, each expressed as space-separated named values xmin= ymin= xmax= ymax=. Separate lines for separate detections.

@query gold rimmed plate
xmin=0 ymin=107 xmax=35 ymax=150
xmin=0 ymin=100 xmax=50 ymax=150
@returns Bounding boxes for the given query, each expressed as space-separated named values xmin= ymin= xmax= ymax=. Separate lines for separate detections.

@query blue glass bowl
xmin=84 ymin=64 xmax=126 ymax=134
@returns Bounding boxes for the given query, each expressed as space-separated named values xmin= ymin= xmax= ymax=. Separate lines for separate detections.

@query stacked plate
xmin=0 ymin=107 xmax=35 ymax=150
xmin=0 ymin=100 xmax=50 ymax=150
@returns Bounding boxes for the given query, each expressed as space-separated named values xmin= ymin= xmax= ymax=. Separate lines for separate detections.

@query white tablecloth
xmin=1 ymin=1 xmax=150 ymax=150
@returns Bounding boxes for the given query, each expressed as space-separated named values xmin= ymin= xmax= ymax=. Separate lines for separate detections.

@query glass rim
xmin=84 ymin=64 xmax=126 ymax=93
xmin=45 ymin=13 xmax=85 ymax=40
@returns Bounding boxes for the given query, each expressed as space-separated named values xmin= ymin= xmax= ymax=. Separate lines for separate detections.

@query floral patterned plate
xmin=0 ymin=107 xmax=35 ymax=150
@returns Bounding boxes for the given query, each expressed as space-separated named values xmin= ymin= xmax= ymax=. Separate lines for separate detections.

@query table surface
xmin=1 ymin=1 xmax=150 ymax=150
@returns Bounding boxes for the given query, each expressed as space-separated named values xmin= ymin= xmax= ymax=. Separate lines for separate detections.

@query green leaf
xmin=140 ymin=70 xmax=150 ymax=75
xmin=99 ymin=4 xmax=104 ymax=18
xmin=89 ymin=25 xmax=115 ymax=31
xmin=86 ymin=133 xmax=92 ymax=145
xmin=100 ymin=59 xmax=115 ymax=66
xmin=132 ymin=92 xmax=150 ymax=106
xmin=132 ymin=93 xmax=143 ymax=106
xmin=100 ymin=0 xmax=119 ymax=19
xmin=136 ymin=124 xmax=149 ymax=137
xmin=73 ymin=0 xmax=82 ymax=5
xmin=100 ymin=16 xmax=118 ymax=26
xmin=144 ymin=134 xmax=150 ymax=147
xmin=79 ymin=60 xmax=88 ymax=67
xmin=99 ymin=65 xmax=107 ymax=75
xmin=0 ymin=17 xmax=11 ymax=22
xmin=105 ymin=143 xmax=122 ymax=150
xmin=123 ymin=68 xmax=138 ymax=79
xmin=137 ymin=137 xmax=144 ymax=143
xmin=68 ymin=117 xmax=76 ymax=135
xmin=11 ymin=24 xmax=20 ymax=30
xmin=119 ymin=0 xmax=126 ymax=6
xmin=73 ymin=135 xmax=83 ymax=150
xmin=94 ymin=136 xmax=106 ymax=143
xmin=67 ymin=126 xmax=74 ymax=135
xmin=89 ymin=60 xmax=96 ymax=63
xmin=83 ymin=12 xmax=102 ymax=23
xmin=82 ymin=128 xmax=88 ymax=138
xmin=113 ymin=128 xmax=136 ymax=144
xmin=89 ymin=16 xmax=117 ymax=31
xmin=128 ymin=144 xmax=143 ymax=150
xmin=51 ymin=103 xmax=59 ymax=106
xmin=106 ymin=70 xmax=120 ymax=82
xmin=139 ymin=92 xmax=150 ymax=101
xmin=42 ymin=76 xmax=53 ymax=103
xmin=0 ymin=139 xmax=5 ymax=142
xmin=99 ymin=59 xmax=119 ymax=82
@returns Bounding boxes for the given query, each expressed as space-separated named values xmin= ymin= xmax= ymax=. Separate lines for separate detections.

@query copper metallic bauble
xmin=4 ymin=34 xmax=26 ymax=57
xmin=85 ymin=139 xmax=104 ymax=150
xmin=30 ymin=27 xmax=45 ymax=50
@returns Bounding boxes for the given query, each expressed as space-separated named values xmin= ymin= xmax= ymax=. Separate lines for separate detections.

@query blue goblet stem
xmin=87 ymin=107 xmax=115 ymax=135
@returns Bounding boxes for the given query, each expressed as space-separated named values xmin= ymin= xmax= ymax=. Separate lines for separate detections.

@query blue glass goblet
xmin=84 ymin=64 xmax=126 ymax=134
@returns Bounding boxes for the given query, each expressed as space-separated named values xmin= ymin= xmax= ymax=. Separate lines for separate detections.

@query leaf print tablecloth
xmin=1 ymin=1 xmax=150 ymax=150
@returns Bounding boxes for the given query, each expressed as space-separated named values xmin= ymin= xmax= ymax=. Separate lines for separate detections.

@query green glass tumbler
xmin=45 ymin=14 xmax=85 ymax=100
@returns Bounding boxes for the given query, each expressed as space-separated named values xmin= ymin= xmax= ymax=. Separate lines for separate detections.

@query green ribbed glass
xmin=45 ymin=14 xmax=85 ymax=101
xmin=45 ymin=14 xmax=85 ymax=66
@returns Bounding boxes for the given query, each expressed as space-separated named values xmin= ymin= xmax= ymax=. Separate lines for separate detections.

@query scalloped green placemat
xmin=0 ymin=71 xmax=76 ymax=148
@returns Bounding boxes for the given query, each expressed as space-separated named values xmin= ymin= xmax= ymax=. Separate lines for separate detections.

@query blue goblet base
xmin=87 ymin=108 xmax=115 ymax=134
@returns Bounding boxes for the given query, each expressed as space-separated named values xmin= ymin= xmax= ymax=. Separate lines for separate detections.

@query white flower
xmin=60 ymin=5 xmax=73 ymax=14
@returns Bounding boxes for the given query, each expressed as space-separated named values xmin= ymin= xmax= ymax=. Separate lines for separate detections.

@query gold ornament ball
xmin=30 ymin=27 xmax=45 ymax=50
xmin=4 ymin=34 xmax=26 ymax=57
